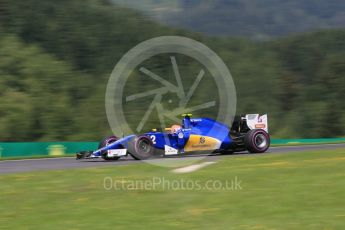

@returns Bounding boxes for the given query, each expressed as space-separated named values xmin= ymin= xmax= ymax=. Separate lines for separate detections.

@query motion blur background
xmin=0 ymin=0 xmax=344 ymax=141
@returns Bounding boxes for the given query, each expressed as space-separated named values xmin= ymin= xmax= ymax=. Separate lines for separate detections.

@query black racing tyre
xmin=128 ymin=135 xmax=154 ymax=160
xmin=244 ymin=129 xmax=270 ymax=153
xmin=99 ymin=136 xmax=120 ymax=160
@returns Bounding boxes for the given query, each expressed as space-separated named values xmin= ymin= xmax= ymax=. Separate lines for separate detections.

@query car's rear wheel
xmin=128 ymin=135 xmax=154 ymax=160
xmin=99 ymin=136 xmax=120 ymax=160
xmin=244 ymin=129 xmax=270 ymax=153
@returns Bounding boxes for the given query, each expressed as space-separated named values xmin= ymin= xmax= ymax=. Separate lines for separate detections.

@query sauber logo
xmin=184 ymin=135 xmax=220 ymax=151
xmin=191 ymin=136 xmax=210 ymax=148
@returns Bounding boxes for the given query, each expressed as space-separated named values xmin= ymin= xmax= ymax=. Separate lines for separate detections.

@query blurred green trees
xmin=0 ymin=35 xmax=90 ymax=141
xmin=0 ymin=0 xmax=344 ymax=140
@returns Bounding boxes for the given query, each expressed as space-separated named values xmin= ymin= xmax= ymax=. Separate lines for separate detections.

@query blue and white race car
xmin=76 ymin=114 xmax=270 ymax=160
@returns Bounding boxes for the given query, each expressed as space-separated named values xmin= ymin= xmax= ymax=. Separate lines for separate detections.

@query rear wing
xmin=245 ymin=114 xmax=268 ymax=133
xmin=231 ymin=114 xmax=268 ymax=133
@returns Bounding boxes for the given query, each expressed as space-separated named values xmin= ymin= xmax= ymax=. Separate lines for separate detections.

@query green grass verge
xmin=1 ymin=149 xmax=344 ymax=229
xmin=270 ymin=141 xmax=345 ymax=147
xmin=0 ymin=154 xmax=75 ymax=161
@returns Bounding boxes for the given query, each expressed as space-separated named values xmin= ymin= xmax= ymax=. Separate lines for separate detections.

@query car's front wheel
xmin=99 ymin=136 xmax=120 ymax=160
xmin=244 ymin=129 xmax=270 ymax=153
xmin=128 ymin=135 xmax=155 ymax=160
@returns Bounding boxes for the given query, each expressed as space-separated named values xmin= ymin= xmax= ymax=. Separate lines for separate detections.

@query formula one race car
xmin=76 ymin=114 xmax=270 ymax=160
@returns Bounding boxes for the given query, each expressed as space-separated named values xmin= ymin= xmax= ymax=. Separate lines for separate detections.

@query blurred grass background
xmin=0 ymin=0 xmax=344 ymax=141
xmin=0 ymin=148 xmax=344 ymax=229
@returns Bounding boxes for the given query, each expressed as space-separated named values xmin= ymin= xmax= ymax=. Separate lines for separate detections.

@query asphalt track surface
xmin=0 ymin=143 xmax=344 ymax=174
